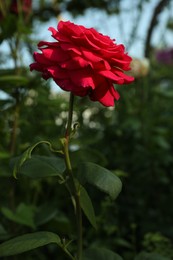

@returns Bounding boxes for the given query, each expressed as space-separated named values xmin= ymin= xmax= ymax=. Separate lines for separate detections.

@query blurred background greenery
xmin=0 ymin=0 xmax=173 ymax=259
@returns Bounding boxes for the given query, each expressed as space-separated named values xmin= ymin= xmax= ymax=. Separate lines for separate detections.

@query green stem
xmin=75 ymin=193 xmax=83 ymax=260
xmin=9 ymin=101 xmax=19 ymax=155
xmin=65 ymin=92 xmax=74 ymax=140
xmin=63 ymin=93 xmax=83 ymax=260
xmin=63 ymin=247 xmax=76 ymax=260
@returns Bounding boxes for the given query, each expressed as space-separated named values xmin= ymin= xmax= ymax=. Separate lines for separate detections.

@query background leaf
xmin=134 ymin=251 xmax=170 ymax=260
xmin=35 ymin=204 xmax=58 ymax=226
xmin=0 ymin=231 xmax=61 ymax=257
xmin=0 ymin=75 xmax=29 ymax=86
xmin=1 ymin=203 xmax=35 ymax=229
xmin=83 ymin=247 xmax=123 ymax=260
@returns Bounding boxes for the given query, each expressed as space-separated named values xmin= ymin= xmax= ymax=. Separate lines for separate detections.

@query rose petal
xmin=112 ymin=56 xmax=132 ymax=70
xmin=38 ymin=41 xmax=59 ymax=48
xmin=60 ymin=42 xmax=82 ymax=55
xmin=85 ymin=28 xmax=115 ymax=48
xmin=90 ymin=83 xmax=119 ymax=107
xmin=81 ymin=47 xmax=102 ymax=63
xmin=54 ymin=78 xmax=89 ymax=96
xmin=58 ymin=21 xmax=85 ymax=38
xmin=41 ymin=47 xmax=70 ymax=63
xmin=113 ymin=69 xmax=134 ymax=83
xmin=30 ymin=62 xmax=51 ymax=80
xmin=49 ymin=27 xmax=70 ymax=43
xmin=68 ymin=68 xmax=95 ymax=89
xmin=33 ymin=52 xmax=55 ymax=65
xmin=60 ymin=56 xmax=92 ymax=69
xmin=98 ymin=70 xmax=124 ymax=84
xmin=47 ymin=66 xmax=67 ymax=79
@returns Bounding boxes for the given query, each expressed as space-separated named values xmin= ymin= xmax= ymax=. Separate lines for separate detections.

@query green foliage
xmin=0 ymin=75 xmax=29 ymax=86
xmin=77 ymin=162 xmax=122 ymax=200
xmin=13 ymin=140 xmax=64 ymax=178
xmin=1 ymin=203 xmax=35 ymax=229
xmin=83 ymin=247 xmax=123 ymax=260
xmin=0 ymin=232 xmax=61 ymax=257
xmin=19 ymin=155 xmax=65 ymax=179
xmin=142 ymin=232 xmax=173 ymax=258
xmin=134 ymin=252 xmax=170 ymax=260
xmin=79 ymin=185 xmax=97 ymax=229
xmin=64 ymin=0 xmax=120 ymax=16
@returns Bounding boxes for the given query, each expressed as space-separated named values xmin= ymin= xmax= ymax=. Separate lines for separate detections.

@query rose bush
xmin=156 ymin=48 xmax=173 ymax=65
xmin=30 ymin=20 xmax=134 ymax=106
xmin=0 ymin=0 xmax=32 ymax=21
xmin=10 ymin=0 xmax=32 ymax=15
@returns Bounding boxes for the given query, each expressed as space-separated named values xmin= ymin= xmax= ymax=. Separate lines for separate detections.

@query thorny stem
xmin=63 ymin=92 xmax=83 ymax=260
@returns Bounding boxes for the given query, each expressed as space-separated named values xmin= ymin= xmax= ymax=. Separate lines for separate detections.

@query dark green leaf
xmin=70 ymin=148 xmax=107 ymax=167
xmin=0 ymin=151 xmax=10 ymax=159
xmin=0 ymin=224 xmax=9 ymax=240
xmin=77 ymin=162 xmax=122 ymax=200
xmin=134 ymin=251 xmax=170 ymax=260
xmin=79 ymin=185 xmax=97 ymax=229
xmin=0 ymin=231 xmax=61 ymax=257
xmin=83 ymin=247 xmax=123 ymax=260
xmin=13 ymin=140 xmax=63 ymax=178
xmin=1 ymin=203 xmax=35 ymax=229
xmin=19 ymin=155 xmax=65 ymax=179
xmin=0 ymin=75 xmax=29 ymax=86
xmin=35 ymin=204 xmax=58 ymax=226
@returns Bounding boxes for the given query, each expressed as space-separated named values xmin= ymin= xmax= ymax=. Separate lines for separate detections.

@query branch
xmin=144 ymin=0 xmax=169 ymax=58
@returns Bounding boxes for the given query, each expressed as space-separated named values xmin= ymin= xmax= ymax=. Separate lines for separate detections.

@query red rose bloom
xmin=30 ymin=21 xmax=134 ymax=106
